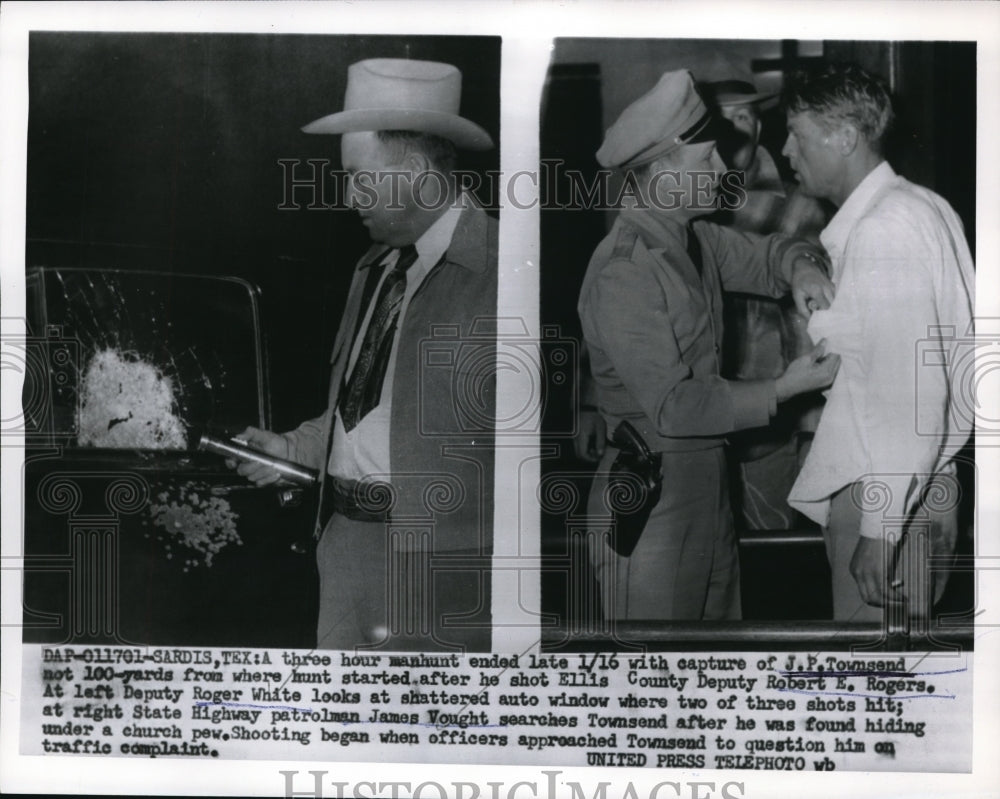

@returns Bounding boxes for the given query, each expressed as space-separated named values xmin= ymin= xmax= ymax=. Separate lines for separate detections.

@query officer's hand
xmin=791 ymin=254 xmax=835 ymax=317
xmin=775 ymin=339 xmax=841 ymax=402
xmin=850 ymin=535 xmax=902 ymax=607
xmin=226 ymin=426 xmax=289 ymax=487
xmin=573 ymin=409 xmax=607 ymax=463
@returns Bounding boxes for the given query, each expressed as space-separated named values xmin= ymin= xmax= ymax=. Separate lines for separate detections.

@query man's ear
xmin=837 ymin=124 xmax=860 ymax=157
xmin=403 ymin=149 xmax=431 ymax=176
xmin=406 ymin=150 xmax=448 ymax=208
xmin=648 ymin=152 xmax=675 ymax=176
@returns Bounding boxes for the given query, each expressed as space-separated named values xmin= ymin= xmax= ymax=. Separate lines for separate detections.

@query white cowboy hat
xmin=301 ymin=58 xmax=493 ymax=150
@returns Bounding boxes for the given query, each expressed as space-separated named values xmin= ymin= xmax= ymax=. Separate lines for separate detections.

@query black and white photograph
xmin=2 ymin=2 xmax=999 ymax=798
xmin=16 ymin=31 xmax=501 ymax=652
xmin=539 ymin=37 xmax=977 ymax=644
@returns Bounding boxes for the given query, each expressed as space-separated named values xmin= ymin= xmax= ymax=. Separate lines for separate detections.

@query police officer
xmin=578 ymin=70 xmax=840 ymax=622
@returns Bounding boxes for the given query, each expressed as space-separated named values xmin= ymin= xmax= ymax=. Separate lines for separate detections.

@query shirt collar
xmin=820 ymin=160 xmax=896 ymax=263
xmin=619 ymin=206 xmax=688 ymax=253
xmin=413 ymin=200 xmax=463 ymax=270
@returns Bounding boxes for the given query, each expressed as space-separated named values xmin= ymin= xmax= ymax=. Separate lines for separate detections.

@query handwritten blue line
xmin=779 ymin=668 xmax=967 ymax=678
xmin=776 ymin=688 xmax=955 ymax=700
xmin=381 ymin=722 xmax=504 ymax=730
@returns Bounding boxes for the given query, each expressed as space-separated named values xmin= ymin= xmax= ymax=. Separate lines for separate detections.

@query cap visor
xmin=685 ymin=114 xmax=733 ymax=146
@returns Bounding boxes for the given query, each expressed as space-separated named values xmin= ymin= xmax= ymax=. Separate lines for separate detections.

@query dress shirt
xmin=788 ymin=162 xmax=975 ymax=538
xmin=329 ymin=202 xmax=463 ymax=480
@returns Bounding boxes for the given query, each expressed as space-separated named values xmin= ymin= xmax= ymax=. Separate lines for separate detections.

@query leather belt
xmin=320 ymin=476 xmax=391 ymax=524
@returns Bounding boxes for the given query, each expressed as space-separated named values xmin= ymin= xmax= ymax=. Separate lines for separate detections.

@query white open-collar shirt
xmin=788 ymin=162 xmax=975 ymax=538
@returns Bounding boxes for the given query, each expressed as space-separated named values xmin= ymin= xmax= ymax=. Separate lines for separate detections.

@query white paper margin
xmin=2 ymin=2 xmax=998 ymax=797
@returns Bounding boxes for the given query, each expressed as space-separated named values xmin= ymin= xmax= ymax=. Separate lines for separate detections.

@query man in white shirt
xmin=783 ymin=63 xmax=975 ymax=623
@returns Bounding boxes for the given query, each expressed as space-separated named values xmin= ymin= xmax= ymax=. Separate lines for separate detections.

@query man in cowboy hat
xmin=699 ymin=78 xmax=828 ymax=533
xmin=234 ymin=58 xmax=497 ymax=651
xmin=783 ymin=63 xmax=974 ymax=623
xmin=578 ymin=69 xmax=840 ymax=622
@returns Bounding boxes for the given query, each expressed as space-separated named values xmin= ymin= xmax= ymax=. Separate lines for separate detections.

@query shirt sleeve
xmin=586 ymin=254 xmax=776 ymax=437
xmin=850 ymin=217 xmax=946 ymax=540
xmin=281 ymin=408 xmax=332 ymax=471
xmin=702 ymin=224 xmax=823 ymax=298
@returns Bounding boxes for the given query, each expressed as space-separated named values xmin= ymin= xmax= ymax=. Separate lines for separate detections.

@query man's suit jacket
xmin=284 ymin=204 xmax=498 ymax=554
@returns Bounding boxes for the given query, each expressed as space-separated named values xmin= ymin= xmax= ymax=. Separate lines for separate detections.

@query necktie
xmin=340 ymin=244 xmax=419 ymax=431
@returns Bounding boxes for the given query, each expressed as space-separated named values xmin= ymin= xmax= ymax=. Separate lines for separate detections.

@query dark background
xmin=539 ymin=39 xmax=977 ymax=633
xmin=27 ymin=32 xmax=501 ymax=432
xmin=21 ymin=32 xmax=500 ymax=647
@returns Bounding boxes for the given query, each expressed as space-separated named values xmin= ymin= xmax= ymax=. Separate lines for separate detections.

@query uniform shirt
xmin=329 ymin=202 xmax=463 ymax=480
xmin=721 ymin=146 xmax=828 ymax=391
xmin=788 ymin=162 xmax=975 ymax=538
xmin=578 ymin=207 xmax=820 ymax=453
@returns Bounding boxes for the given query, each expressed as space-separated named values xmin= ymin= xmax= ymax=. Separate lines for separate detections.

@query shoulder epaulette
xmin=611 ymin=223 xmax=640 ymax=260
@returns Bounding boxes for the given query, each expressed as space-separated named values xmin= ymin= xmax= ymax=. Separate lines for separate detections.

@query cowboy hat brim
xmin=301 ymin=108 xmax=494 ymax=151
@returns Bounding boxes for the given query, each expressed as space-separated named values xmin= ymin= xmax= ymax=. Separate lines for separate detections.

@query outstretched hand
xmin=775 ymin=339 xmax=841 ymax=402
xmin=226 ymin=426 xmax=290 ymax=487
xmin=791 ymin=254 xmax=835 ymax=318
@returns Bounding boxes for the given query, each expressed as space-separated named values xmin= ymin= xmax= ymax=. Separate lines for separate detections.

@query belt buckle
xmin=334 ymin=477 xmax=390 ymax=523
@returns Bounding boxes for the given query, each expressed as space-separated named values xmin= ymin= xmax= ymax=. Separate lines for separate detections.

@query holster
xmin=606 ymin=420 xmax=663 ymax=557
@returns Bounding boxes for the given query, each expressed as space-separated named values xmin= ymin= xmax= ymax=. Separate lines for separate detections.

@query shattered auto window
xmin=31 ymin=268 xmax=265 ymax=447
